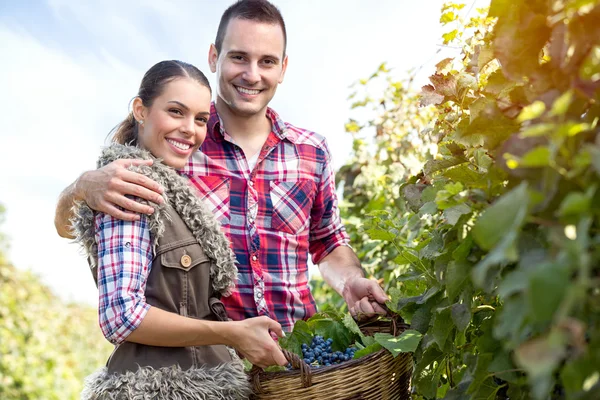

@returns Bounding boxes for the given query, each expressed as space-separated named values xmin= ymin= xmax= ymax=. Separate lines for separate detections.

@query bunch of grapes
xmin=300 ymin=335 xmax=356 ymax=368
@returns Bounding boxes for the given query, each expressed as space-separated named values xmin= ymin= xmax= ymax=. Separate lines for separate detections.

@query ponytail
xmin=111 ymin=112 xmax=138 ymax=145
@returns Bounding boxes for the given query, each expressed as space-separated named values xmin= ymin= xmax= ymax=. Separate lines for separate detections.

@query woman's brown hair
xmin=111 ymin=60 xmax=211 ymax=145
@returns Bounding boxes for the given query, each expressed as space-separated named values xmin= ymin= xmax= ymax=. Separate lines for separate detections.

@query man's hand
xmin=77 ymin=159 xmax=165 ymax=220
xmin=343 ymin=276 xmax=389 ymax=320
xmin=227 ymin=316 xmax=287 ymax=368
xmin=55 ymin=159 xmax=165 ymax=238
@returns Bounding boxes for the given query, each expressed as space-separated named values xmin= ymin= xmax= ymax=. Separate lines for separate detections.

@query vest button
xmin=181 ymin=254 xmax=192 ymax=268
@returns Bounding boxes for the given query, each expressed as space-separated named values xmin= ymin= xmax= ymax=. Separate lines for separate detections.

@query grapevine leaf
xmin=353 ymin=342 xmax=382 ymax=359
xmin=446 ymin=261 xmax=470 ymax=302
xmin=279 ymin=320 xmax=312 ymax=357
xmin=528 ymin=262 xmax=569 ymax=323
xmin=420 ymin=84 xmax=445 ymax=106
xmin=519 ymin=146 xmax=551 ymax=167
xmin=514 ymin=332 xmax=567 ymax=399
xmin=342 ymin=313 xmax=364 ymax=338
xmin=431 ymin=307 xmax=453 ymax=349
xmin=517 ymin=101 xmax=546 ymax=123
xmin=374 ymin=330 xmax=423 ymax=357
xmin=451 ymin=303 xmax=471 ymax=332
xmin=557 ymin=191 xmax=590 ymax=217
xmin=472 ymin=182 xmax=529 ymax=251
xmin=443 ymin=203 xmax=472 ymax=226
xmin=310 ymin=318 xmax=355 ymax=352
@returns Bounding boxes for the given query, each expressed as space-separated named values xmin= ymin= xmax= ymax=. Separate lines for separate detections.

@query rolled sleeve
xmin=309 ymin=143 xmax=350 ymax=264
xmin=94 ymin=212 xmax=153 ymax=344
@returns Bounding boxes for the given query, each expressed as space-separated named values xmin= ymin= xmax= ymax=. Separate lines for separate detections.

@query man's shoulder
xmin=282 ymin=121 xmax=330 ymax=153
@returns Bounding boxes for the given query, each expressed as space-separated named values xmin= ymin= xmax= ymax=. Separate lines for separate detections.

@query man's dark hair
xmin=215 ymin=0 xmax=287 ymax=57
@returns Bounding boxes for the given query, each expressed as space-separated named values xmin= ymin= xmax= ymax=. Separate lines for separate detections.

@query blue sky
xmin=0 ymin=0 xmax=487 ymax=305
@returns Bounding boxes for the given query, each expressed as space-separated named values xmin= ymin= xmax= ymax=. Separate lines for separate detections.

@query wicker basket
xmin=248 ymin=312 xmax=413 ymax=400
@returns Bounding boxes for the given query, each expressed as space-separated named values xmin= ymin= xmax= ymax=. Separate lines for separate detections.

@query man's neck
xmin=215 ymin=99 xmax=273 ymax=159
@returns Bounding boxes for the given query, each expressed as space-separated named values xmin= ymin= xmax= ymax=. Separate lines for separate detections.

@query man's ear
xmin=279 ymin=55 xmax=288 ymax=84
xmin=132 ymin=97 xmax=145 ymax=122
xmin=208 ymin=44 xmax=218 ymax=73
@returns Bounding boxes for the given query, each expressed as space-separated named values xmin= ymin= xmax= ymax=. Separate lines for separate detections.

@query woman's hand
xmin=224 ymin=316 xmax=287 ymax=368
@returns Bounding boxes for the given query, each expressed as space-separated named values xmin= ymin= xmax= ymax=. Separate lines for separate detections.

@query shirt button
xmin=181 ymin=254 xmax=192 ymax=268
xmin=252 ymin=255 xmax=257 ymax=261
xmin=249 ymin=181 xmax=254 ymax=187
xmin=256 ymin=292 xmax=263 ymax=299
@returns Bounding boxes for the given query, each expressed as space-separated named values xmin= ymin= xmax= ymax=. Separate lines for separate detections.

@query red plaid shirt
xmin=182 ymin=104 xmax=350 ymax=331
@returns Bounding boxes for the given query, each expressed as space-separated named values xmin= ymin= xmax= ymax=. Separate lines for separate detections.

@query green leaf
xmin=549 ymin=90 xmax=573 ymax=117
xmin=280 ymin=320 xmax=312 ymax=357
xmin=528 ymin=263 xmax=570 ymax=322
xmin=517 ymin=101 xmax=546 ymax=123
xmin=365 ymin=227 xmax=396 ymax=241
xmin=309 ymin=318 xmax=355 ymax=352
xmin=443 ymin=204 xmax=472 ymax=226
xmin=514 ymin=332 xmax=567 ymax=399
xmin=520 ymin=123 xmax=555 ymax=138
xmin=519 ymin=146 xmax=551 ymax=167
xmin=440 ymin=11 xmax=457 ymax=24
xmin=431 ymin=307 xmax=453 ymax=349
xmin=472 ymin=182 xmax=529 ymax=251
xmin=442 ymin=29 xmax=459 ymax=44
xmin=446 ymin=261 xmax=471 ymax=301
xmin=451 ymin=303 xmax=471 ymax=332
xmin=342 ymin=313 xmax=363 ymax=338
xmin=353 ymin=342 xmax=382 ymax=359
xmin=373 ymin=330 xmax=423 ymax=357
xmin=557 ymin=191 xmax=591 ymax=217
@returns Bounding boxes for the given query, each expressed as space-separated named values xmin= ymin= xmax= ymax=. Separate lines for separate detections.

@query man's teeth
xmin=166 ymin=139 xmax=191 ymax=150
xmin=237 ymin=86 xmax=260 ymax=95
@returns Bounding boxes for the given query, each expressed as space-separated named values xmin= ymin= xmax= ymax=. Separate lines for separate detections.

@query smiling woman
xmin=67 ymin=60 xmax=288 ymax=399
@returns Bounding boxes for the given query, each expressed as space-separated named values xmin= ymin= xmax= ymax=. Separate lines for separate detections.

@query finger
xmin=119 ymin=180 xmax=165 ymax=205
xmin=267 ymin=320 xmax=285 ymax=338
xmin=273 ymin=347 xmax=288 ymax=366
xmin=120 ymin=170 xmax=164 ymax=197
xmin=101 ymin=203 xmax=141 ymax=222
xmin=358 ymin=297 xmax=376 ymax=315
xmin=371 ymin=301 xmax=387 ymax=314
xmin=116 ymin=158 xmax=154 ymax=167
xmin=366 ymin=280 xmax=390 ymax=303
xmin=108 ymin=193 xmax=155 ymax=215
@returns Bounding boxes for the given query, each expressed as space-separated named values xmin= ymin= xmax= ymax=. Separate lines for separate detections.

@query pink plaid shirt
xmin=182 ymin=104 xmax=350 ymax=331
xmin=93 ymin=104 xmax=350 ymax=340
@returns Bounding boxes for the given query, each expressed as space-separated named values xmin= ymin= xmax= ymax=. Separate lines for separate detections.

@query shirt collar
xmin=207 ymin=102 xmax=292 ymax=142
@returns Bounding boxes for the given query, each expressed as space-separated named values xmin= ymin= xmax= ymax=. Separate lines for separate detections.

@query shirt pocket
xmin=160 ymin=239 xmax=210 ymax=272
xmin=269 ymin=179 xmax=316 ymax=234
xmin=190 ymin=176 xmax=230 ymax=226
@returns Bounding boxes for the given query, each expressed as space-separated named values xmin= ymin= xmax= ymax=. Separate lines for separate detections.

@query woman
xmin=71 ymin=60 xmax=286 ymax=399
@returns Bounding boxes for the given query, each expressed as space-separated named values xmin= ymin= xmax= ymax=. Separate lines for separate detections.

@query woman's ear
xmin=132 ymin=97 xmax=145 ymax=123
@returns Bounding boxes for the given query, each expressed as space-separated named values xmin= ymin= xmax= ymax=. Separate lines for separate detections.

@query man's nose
xmin=242 ymin=62 xmax=260 ymax=84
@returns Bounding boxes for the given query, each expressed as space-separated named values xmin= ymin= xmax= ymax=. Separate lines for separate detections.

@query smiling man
xmin=55 ymin=0 xmax=388 ymax=333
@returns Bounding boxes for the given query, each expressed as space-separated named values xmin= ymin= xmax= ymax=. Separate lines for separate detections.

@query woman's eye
xmin=169 ymin=109 xmax=183 ymax=115
xmin=196 ymin=117 xmax=208 ymax=124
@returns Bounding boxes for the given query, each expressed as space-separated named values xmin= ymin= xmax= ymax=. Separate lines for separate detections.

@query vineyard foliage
xmin=328 ymin=0 xmax=600 ymax=398
xmin=0 ymin=205 xmax=112 ymax=399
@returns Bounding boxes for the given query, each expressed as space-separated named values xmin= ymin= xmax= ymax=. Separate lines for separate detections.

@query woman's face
xmin=134 ymin=77 xmax=211 ymax=169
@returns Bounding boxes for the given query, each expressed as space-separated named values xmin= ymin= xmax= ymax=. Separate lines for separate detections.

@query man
xmin=55 ymin=0 xmax=387 ymax=333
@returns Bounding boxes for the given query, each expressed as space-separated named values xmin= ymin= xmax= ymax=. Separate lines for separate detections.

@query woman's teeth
xmin=166 ymin=139 xmax=190 ymax=150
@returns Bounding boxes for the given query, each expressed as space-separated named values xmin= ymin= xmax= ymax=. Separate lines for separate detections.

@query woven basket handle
xmin=250 ymin=348 xmax=313 ymax=394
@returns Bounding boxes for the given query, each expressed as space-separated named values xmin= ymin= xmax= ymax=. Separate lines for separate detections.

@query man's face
xmin=209 ymin=18 xmax=287 ymax=118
